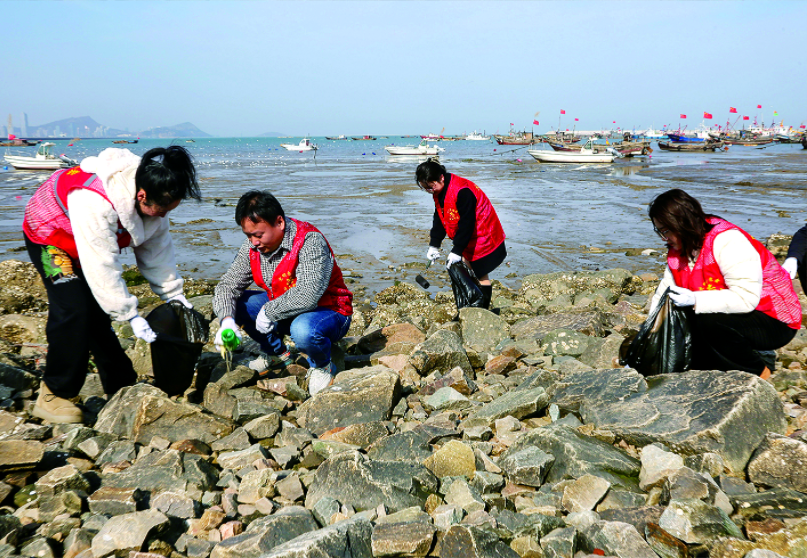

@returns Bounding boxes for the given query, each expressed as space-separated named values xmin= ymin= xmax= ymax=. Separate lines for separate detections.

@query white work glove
xmin=255 ymin=307 xmax=277 ymax=334
xmin=446 ymin=252 xmax=463 ymax=269
xmin=426 ymin=246 xmax=440 ymax=262
xmin=783 ymin=257 xmax=799 ymax=280
xmin=130 ymin=315 xmax=157 ymax=343
xmin=214 ymin=317 xmax=242 ymax=350
xmin=169 ymin=294 xmax=193 ymax=309
xmin=669 ymin=285 xmax=696 ymax=308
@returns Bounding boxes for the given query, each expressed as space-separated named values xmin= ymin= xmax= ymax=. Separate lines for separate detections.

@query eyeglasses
xmin=653 ymin=226 xmax=671 ymax=239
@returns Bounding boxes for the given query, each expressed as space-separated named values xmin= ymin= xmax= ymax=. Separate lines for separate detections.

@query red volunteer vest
xmin=434 ymin=175 xmax=506 ymax=261
xmin=249 ymin=218 xmax=353 ymax=316
xmin=22 ymin=167 xmax=132 ymax=260
xmin=668 ymin=217 xmax=801 ymax=329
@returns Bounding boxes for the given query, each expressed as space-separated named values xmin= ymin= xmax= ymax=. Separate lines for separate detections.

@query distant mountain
xmin=139 ymin=122 xmax=211 ymax=139
xmin=26 ymin=116 xmax=210 ymax=138
xmin=258 ymin=131 xmax=288 ymax=137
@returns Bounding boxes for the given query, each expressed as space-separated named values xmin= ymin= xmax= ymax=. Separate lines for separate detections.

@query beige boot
xmin=32 ymin=381 xmax=83 ymax=424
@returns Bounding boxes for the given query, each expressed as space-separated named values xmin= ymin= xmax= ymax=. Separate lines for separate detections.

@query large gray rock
xmin=550 ymin=368 xmax=646 ymax=413
xmin=459 ymin=308 xmax=511 ymax=351
xmin=497 ymin=447 xmax=554 ymax=487
xmin=747 ymin=433 xmax=807 ymax=492
xmin=436 ymin=525 xmax=520 ymax=558
xmin=658 ymin=498 xmax=742 ymax=544
xmin=260 ymin=515 xmax=372 ymax=558
xmin=578 ymin=333 xmax=625 ymax=369
xmin=366 ymin=425 xmax=458 ymax=462
xmin=581 ymin=520 xmax=658 ymax=558
xmin=501 ymin=424 xmax=640 ymax=490
xmin=570 ymin=369 xmax=785 ymax=473
xmin=90 ymin=509 xmax=170 ymax=557
xmin=34 ymin=465 xmax=90 ymax=497
xmin=0 ymin=362 xmax=39 ymax=392
xmin=461 ymin=387 xmax=549 ymax=429
xmin=100 ymin=449 xmax=218 ymax=493
xmin=93 ymin=383 xmax=163 ymax=436
xmin=409 ymin=330 xmax=473 ymax=377
xmin=129 ymin=394 xmax=234 ymax=445
xmin=639 ymin=444 xmax=685 ymax=491
xmin=210 ymin=507 xmax=319 ymax=558
xmin=297 ymin=366 xmax=401 ymax=436
xmin=304 ymin=450 xmax=438 ymax=513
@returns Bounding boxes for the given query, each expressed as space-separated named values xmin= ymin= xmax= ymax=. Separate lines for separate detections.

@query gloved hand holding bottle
xmin=215 ymin=317 xmax=242 ymax=351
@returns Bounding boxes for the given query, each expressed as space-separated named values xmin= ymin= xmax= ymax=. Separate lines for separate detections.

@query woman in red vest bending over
xmin=23 ymin=146 xmax=201 ymax=423
xmin=648 ymin=189 xmax=800 ymax=379
xmin=416 ymin=160 xmax=506 ymax=309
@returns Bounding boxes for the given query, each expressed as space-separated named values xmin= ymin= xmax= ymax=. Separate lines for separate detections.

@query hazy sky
xmin=3 ymin=1 xmax=805 ymax=137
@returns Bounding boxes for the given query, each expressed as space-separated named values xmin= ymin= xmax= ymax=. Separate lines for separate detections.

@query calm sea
xmin=2 ymin=137 xmax=807 ymax=299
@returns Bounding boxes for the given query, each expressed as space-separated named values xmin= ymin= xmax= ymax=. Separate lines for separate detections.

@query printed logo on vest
xmin=41 ymin=246 xmax=78 ymax=284
xmin=66 ymin=168 xmax=81 ymax=176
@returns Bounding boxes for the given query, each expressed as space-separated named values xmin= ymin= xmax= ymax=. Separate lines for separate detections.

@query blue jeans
xmin=234 ymin=290 xmax=351 ymax=368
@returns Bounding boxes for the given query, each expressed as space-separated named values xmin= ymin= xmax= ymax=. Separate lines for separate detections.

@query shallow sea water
xmin=2 ymin=137 xmax=806 ymax=301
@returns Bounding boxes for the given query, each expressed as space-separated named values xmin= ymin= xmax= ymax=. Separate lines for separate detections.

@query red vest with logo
xmin=668 ymin=217 xmax=801 ymax=329
xmin=249 ymin=218 xmax=353 ymax=316
xmin=434 ymin=174 xmax=506 ymax=261
xmin=23 ymin=167 xmax=132 ymax=260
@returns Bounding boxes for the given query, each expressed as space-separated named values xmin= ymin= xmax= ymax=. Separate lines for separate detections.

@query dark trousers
xmin=25 ymin=236 xmax=137 ymax=399
xmin=688 ymin=309 xmax=797 ymax=375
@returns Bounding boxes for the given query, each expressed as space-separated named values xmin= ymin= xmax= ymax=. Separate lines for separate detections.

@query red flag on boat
xmin=801 ymin=125 xmax=806 ymax=129
xmin=612 ymin=121 xmax=616 ymax=123
xmin=8 ymin=134 xmax=15 ymax=140
xmin=704 ymin=112 xmax=713 ymax=119
xmin=574 ymin=118 xmax=579 ymax=121
xmin=533 ymin=120 xmax=539 ymax=125
xmin=680 ymin=114 xmax=687 ymax=119
xmin=560 ymin=110 xmax=566 ymax=114
xmin=743 ymin=116 xmax=750 ymax=120
xmin=757 ymin=104 xmax=762 ymax=108
xmin=729 ymin=107 xmax=737 ymax=113
xmin=510 ymin=123 xmax=514 ymax=126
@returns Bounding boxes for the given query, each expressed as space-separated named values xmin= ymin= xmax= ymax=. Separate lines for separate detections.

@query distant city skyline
xmin=2 ymin=1 xmax=804 ymax=137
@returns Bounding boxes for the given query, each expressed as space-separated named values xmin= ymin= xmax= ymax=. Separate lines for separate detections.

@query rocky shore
xmin=0 ymin=244 xmax=807 ymax=558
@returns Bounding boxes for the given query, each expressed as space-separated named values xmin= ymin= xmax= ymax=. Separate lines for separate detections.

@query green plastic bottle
xmin=221 ymin=328 xmax=241 ymax=351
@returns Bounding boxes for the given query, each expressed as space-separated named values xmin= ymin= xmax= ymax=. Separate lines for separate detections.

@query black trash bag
xmin=145 ymin=300 xmax=210 ymax=396
xmin=619 ymin=288 xmax=692 ymax=376
xmin=447 ymin=261 xmax=485 ymax=310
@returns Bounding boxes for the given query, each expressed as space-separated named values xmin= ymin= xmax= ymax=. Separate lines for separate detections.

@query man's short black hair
xmin=235 ymin=190 xmax=285 ymax=226
xmin=415 ymin=159 xmax=446 ymax=185
xmin=135 ymin=145 xmax=201 ymax=206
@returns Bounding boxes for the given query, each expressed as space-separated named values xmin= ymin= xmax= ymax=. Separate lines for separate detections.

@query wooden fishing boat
xmin=325 ymin=135 xmax=348 ymax=140
xmin=351 ymin=135 xmax=377 ymax=141
xmin=723 ymin=138 xmax=773 ymax=146
xmin=112 ymin=139 xmax=138 ymax=144
xmin=657 ymin=141 xmax=726 ymax=152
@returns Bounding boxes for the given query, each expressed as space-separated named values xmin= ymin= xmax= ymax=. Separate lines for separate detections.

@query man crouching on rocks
xmin=212 ymin=191 xmax=353 ymax=395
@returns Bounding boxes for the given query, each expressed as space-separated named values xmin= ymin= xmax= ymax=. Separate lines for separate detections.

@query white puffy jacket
xmin=67 ymin=148 xmax=183 ymax=321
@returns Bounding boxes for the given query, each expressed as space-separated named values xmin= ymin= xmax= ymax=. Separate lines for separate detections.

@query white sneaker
xmin=248 ymin=356 xmax=270 ymax=372
xmin=307 ymin=362 xmax=335 ymax=396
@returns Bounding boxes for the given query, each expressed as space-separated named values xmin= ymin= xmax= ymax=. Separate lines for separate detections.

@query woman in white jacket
xmin=23 ymin=146 xmax=201 ymax=423
xmin=647 ymin=189 xmax=800 ymax=379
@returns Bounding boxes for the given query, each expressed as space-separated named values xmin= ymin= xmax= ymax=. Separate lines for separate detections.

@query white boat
xmin=385 ymin=140 xmax=445 ymax=156
xmin=465 ymin=131 xmax=490 ymax=141
xmin=4 ymin=142 xmax=78 ymax=170
xmin=528 ymin=138 xmax=615 ymax=163
xmin=280 ymin=138 xmax=318 ymax=151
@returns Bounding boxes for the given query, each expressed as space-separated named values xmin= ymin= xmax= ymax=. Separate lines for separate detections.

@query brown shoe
xmin=32 ymin=381 xmax=83 ymax=424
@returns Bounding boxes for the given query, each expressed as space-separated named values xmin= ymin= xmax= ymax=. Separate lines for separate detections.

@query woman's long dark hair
xmin=135 ymin=145 xmax=201 ymax=206
xmin=648 ymin=189 xmax=716 ymax=258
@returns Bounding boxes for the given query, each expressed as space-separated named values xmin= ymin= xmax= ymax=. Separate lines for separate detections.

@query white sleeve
xmin=649 ymin=266 xmax=674 ymax=315
xmin=68 ymin=189 xmax=140 ymax=321
xmin=693 ymin=229 xmax=762 ymax=314
xmin=132 ymin=217 xmax=183 ymax=301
